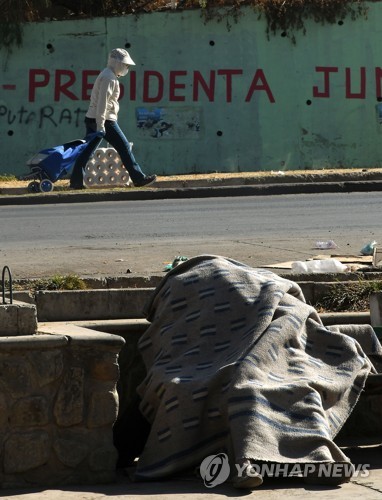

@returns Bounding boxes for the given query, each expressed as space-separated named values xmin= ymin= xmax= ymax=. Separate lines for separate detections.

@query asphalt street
xmin=1 ymin=191 xmax=381 ymax=279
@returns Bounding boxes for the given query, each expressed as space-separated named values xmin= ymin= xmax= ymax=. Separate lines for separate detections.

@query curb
xmin=1 ymin=179 xmax=382 ymax=205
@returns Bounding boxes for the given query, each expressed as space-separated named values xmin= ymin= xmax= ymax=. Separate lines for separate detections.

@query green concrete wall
xmin=1 ymin=3 xmax=382 ymax=177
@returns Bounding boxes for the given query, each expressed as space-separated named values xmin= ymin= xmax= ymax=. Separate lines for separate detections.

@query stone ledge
xmin=39 ymin=318 xmax=150 ymax=334
xmin=38 ymin=323 xmax=126 ymax=349
xmin=0 ymin=334 xmax=68 ymax=349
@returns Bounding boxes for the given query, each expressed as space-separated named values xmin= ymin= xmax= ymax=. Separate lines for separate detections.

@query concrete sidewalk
xmin=2 ymin=442 xmax=382 ymax=499
xmin=2 ymin=167 xmax=382 ymax=204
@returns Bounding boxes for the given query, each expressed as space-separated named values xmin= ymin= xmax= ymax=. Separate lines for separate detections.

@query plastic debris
xmin=314 ymin=240 xmax=338 ymax=250
xmin=360 ymin=241 xmax=377 ymax=256
xmin=163 ymin=256 xmax=188 ymax=272
xmin=291 ymin=258 xmax=348 ymax=274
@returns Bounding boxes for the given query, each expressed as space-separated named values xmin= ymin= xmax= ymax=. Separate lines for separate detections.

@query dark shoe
xmin=70 ymin=184 xmax=85 ymax=190
xmin=134 ymin=175 xmax=157 ymax=188
xmin=233 ymin=464 xmax=263 ymax=489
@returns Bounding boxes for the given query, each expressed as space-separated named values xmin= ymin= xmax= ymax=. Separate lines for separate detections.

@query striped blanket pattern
xmin=135 ymin=255 xmax=381 ymax=479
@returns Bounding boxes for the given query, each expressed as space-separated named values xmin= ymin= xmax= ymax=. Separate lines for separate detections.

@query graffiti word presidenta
xmin=27 ymin=68 xmax=275 ymax=103
xmin=25 ymin=66 xmax=382 ymax=104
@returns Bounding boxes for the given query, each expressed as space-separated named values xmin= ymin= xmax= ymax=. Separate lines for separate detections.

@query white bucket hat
xmin=109 ymin=48 xmax=136 ymax=66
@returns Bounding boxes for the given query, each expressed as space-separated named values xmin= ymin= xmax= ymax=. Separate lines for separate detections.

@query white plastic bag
xmin=291 ymin=258 xmax=348 ymax=274
xmin=314 ymin=240 xmax=338 ymax=250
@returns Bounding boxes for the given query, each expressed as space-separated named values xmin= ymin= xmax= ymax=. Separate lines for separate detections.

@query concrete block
xmin=370 ymin=292 xmax=382 ymax=326
xmin=298 ymin=281 xmax=333 ymax=305
xmin=35 ymin=289 xmax=154 ymax=322
xmin=298 ymin=282 xmax=315 ymax=304
xmin=373 ymin=247 xmax=382 ymax=266
xmin=0 ymin=300 xmax=37 ymax=336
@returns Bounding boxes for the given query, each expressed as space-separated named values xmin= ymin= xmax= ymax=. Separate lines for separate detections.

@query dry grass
xmin=1 ymin=0 xmax=370 ymax=50
xmin=2 ymin=0 xmax=370 ymax=21
xmin=156 ymin=168 xmax=379 ymax=181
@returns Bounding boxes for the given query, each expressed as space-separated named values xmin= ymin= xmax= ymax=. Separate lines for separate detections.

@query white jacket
xmin=86 ymin=66 xmax=120 ymax=131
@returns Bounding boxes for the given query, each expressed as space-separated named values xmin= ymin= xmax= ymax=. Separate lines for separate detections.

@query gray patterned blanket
xmin=135 ymin=255 xmax=382 ymax=479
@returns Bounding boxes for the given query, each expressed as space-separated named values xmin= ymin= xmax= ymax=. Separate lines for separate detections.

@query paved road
xmin=1 ymin=192 xmax=381 ymax=279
